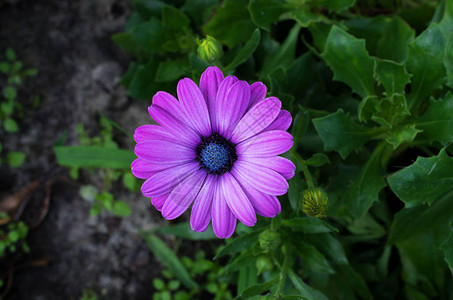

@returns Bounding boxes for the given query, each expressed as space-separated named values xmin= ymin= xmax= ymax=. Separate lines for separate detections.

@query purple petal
xmin=241 ymin=156 xmax=296 ymax=179
xmin=152 ymin=91 xmax=192 ymax=128
xmin=237 ymin=130 xmax=293 ymax=157
xmin=162 ymin=169 xmax=207 ymax=220
xmin=190 ymin=175 xmax=216 ymax=232
xmin=151 ymin=194 xmax=168 ymax=211
xmin=213 ymin=76 xmax=238 ymax=131
xmin=148 ymin=105 xmax=201 ymax=147
xmin=141 ymin=162 xmax=199 ymax=197
xmin=231 ymin=97 xmax=281 ymax=143
xmin=220 ymin=173 xmax=256 ymax=227
xmin=131 ymin=158 xmax=156 ymax=179
xmin=200 ymin=67 xmax=224 ymax=129
xmin=232 ymin=174 xmax=281 ymax=217
xmin=248 ymin=82 xmax=267 ymax=109
xmin=232 ymin=160 xmax=289 ymax=196
xmin=265 ymin=110 xmax=292 ymax=131
xmin=212 ymin=180 xmax=237 ymax=239
xmin=215 ymin=80 xmax=250 ymax=138
xmin=134 ymin=140 xmax=195 ymax=164
xmin=177 ymin=78 xmax=212 ymax=137
xmin=134 ymin=125 xmax=173 ymax=144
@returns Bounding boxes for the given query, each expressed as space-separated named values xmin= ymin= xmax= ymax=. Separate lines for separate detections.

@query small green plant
xmin=0 ymin=213 xmax=30 ymax=258
xmin=79 ymin=288 xmax=107 ymax=300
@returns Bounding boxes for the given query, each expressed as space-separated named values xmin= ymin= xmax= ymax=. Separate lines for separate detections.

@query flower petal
xmin=148 ymin=105 xmax=201 ymax=147
xmin=215 ymin=80 xmax=250 ymax=138
xmin=134 ymin=140 xmax=195 ymax=164
xmin=177 ymin=78 xmax=212 ymax=137
xmin=212 ymin=181 xmax=237 ymax=239
xmin=213 ymin=75 xmax=237 ymax=132
xmin=190 ymin=175 xmax=216 ymax=232
xmin=152 ymin=91 xmax=192 ymax=128
xmin=221 ymin=173 xmax=256 ymax=227
xmin=236 ymin=130 xmax=293 ymax=157
xmin=232 ymin=160 xmax=289 ymax=196
xmin=134 ymin=125 xmax=173 ymax=144
xmin=248 ymin=81 xmax=267 ymax=109
xmin=131 ymin=158 xmax=156 ymax=179
xmin=232 ymin=175 xmax=281 ymax=217
xmin=231 ymin=97 xmax=281 ymax=143
xmin=241 ymin=156 xmax=296 ymax=180
xmin=141 ymin=162 xmax=199 ymax=197
xmin=200 ymin=66 xmax=224 ymax=129
xmin=162 ymin=169 xmax=207 ymax=220
xmin=265 ymin=110 xmax=292 ymax=131
xmin=151 ymin=194 xmax=168 ymax=211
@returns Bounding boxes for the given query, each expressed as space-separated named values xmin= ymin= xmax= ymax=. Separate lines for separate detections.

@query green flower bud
xmin=259 ymin=229 xmax=280 ymax=253
xmin=255 ymin=255 xmax=274 ymax=275
xmin=197 ymin=36 xmax=223 ymax=63
xmin=301 ymin=188 xmax=328 ymax=218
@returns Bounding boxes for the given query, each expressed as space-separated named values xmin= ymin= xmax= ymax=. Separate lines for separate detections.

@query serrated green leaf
xmin=260 ymin=24 xmax=301 ymax=75
xmin=234 ymin=276 xmax=279 ymax=300
xmin=214 ymin=231 xmax=260 ymax=259
xmin=374 ymin=59 xmax=411 ymax=96
xmin=288 ymin=269 xmax=329 ymax=300
xmin=141 ymin=232 xmax=198 ymax=289
xmin=297 ymin=242 xmax=335 ymax=274
xmin=344 ymin=142 xmax=386 ymax=218
xmin=358 ymin=96 xmax=378 ymax=123
xmin=406 ymin=23 xmax=446 ymax=110
xmin=386 ymin=124 xmax=421 ymax=149
xmin=416 ymin=92 xmax=453 ymax=145
xmin=54 ymin=146 xmax=135 ymax=169
xmin=321 ymin=25 xmax=375 ymax=97
xmin=282 ymin=217 xmax=338 ymax=233
xmin=441 ymin=225 xmax=453 ymax=274
xmin=377 ymin=17 xmax=415 ymax=62
xmin=248 ymin=0 xmax=291 ymax=31
xmin=305 ymin=153 xmax=330 ymax=167
xmin=387 ymin=149 xmax=453 ymax=207
xmin=203 ymin=0 xmax=255 ymax=48
xmin=377 ymin=94 xmax=411 ymax=127
xmin=313 ymin=109 xmax=377 ymax=159
xmin=7 ymin=151 xmax=25 ymax=168
xmin=224 ymin=29 xmax=261 ymax=72
xmin=153 ymin=222 xmax=217 ymax=240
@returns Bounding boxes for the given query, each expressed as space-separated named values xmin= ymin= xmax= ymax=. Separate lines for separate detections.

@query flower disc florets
xmin=196 ymin=133 xmax=237 ymax=175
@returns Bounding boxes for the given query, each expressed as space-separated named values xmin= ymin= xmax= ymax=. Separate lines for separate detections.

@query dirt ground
xmin=0 ymin=0 xmax=169 ymax=298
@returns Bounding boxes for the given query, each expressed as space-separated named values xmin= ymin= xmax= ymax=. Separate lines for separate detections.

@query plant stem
xmin=293 ymin=152 xmax=315 ymax=189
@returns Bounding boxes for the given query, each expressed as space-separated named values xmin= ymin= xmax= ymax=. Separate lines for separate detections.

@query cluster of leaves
xmin=111 ymin=0 xmax=453 ymax=299
xmin=0 ymin=48 xmax=37 ymax=168
xmin=0 ymin=213 xmax=29 ymax=258
xmin=54 ymin=116 xmax=138 ymax=217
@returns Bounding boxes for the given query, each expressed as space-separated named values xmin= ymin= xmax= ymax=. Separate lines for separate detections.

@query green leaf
xmin=127 ymin=61 xmax=172 ymax=100
xmin=0 ymin=62 xmax=10 ymax=73
xmin=24 ymin=68 xmax=38 ymax=77
xmin=260 ymin=24 xmax=301 ymax=75
xmin=54 ymin=146 xmax=135 ymax=169
xmin=6 ymin=48 xmax=16 ymax=61
xmin=141 ymin=232 xmax=198 ymax=289
xmin=162 ymin=5 xmax=190 ymax=31
xmin=323 ymin=0 xmax=356 ymax=12
xmin=3 ymin=85 xmax=17 ymax=100
xmin=113 ymin=200 xmax=132 ymax=217
xmin=203 ymin=0 xmax=255 ymax=48
xmin=337 ymin=264 xmax=374 ymax=300
xmin=305 ymin=153 xmax=330 ymax=167
xmin=122 ymin=172 xmax=140 ymax=192
xmin=291 ymin=7 xmax=327 ymax=28
xmin=388 ymin=149 xmax=453 ymax=207
xmin=444 ymin=32 xmax=453 ymax=88
xmin=7 ymin=151 xmax=25 ymax=168
xmin=344 ymin=142 xmax=386 ymax=218
xmin=374 ymin=59 xmax=411 ymax=96
xmin=224 ymin=29 xmax=261 ymax=72
xmin=297 ymin=242 xmax=335 ymax=274
xmin=406 ymin=23 xmax=446 ymax=110
xmin=3 ymin=117 xmax=19 ymax=133
xmin=441 ymin=225 xmax=453 ymax=274
xmin=155 ymin=58 xmax=188 ymax=82
xmin=377 ymin=17 xmax=415 ymax=62
xmin=153 ymin=222 xmax=217 ymax=240
xmin=90 ymin=203 xmax=103 ymax=216
xmin=248 ymin=0 xmax=291 ymax=31
xmin=386 ymin=124 xmax=421 ymax=149
xmin=416 ymin=92 xmax=453 ymax=145
xmin=321 ymin=25 xmax=375 ymax=98
xmin=313 ymin=109 xmax=377 ymax=159
xmin=153 ymin=278 xmax=166 ymax=291
xmin=288 ymin=269 xmax=329 ymax=300
xmin=234 ymin=276 xmax=279 ymax=299
xmin=282 ymin=217 xmax=338 ymax=233
xmin=131 ymin=19 xmax=166 ymax=52
xmin=112 ymin=32 xmax=143 ymax=57
xmin=291 ymin=107 xmax=310 ymax=151
xmin=1 ymin=102 xmax=14 ymax=115
xmin=214 ymin=231 xmax=260 ymax=259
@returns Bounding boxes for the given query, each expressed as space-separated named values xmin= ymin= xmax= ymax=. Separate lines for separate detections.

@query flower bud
xmin=197 ymin=36 xmax=223 ymax=63
xmin=301 ymin=188 xmax=328 ymax=218
xmin=259 ymin=229 xmax=280 ymax=253
xmin=255 ymin=255 xmax=274 ymax=275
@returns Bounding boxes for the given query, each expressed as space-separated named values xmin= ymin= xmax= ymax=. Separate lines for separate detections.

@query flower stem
xmin=293 ymin=152 xmax=315 ymax=189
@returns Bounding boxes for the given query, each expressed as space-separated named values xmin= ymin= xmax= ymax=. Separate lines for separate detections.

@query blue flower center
xmin=196 ymin=133 xmax=237 ymax=175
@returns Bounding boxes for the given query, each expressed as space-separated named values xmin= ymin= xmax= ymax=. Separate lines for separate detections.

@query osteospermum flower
xmin=132 ymin=66 xmax=295 ymax=238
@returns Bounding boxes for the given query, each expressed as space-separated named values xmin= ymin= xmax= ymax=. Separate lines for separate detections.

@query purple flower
xmin=132 ymin=66 xmax=295 ymax=238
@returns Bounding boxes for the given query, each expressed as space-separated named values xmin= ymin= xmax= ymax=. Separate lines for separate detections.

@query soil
xmin=0 ymin=0 xmax=169 ymax=299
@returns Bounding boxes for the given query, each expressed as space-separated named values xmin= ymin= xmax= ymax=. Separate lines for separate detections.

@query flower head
xmin=132 ymin=66 xmax=295 ymax=238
